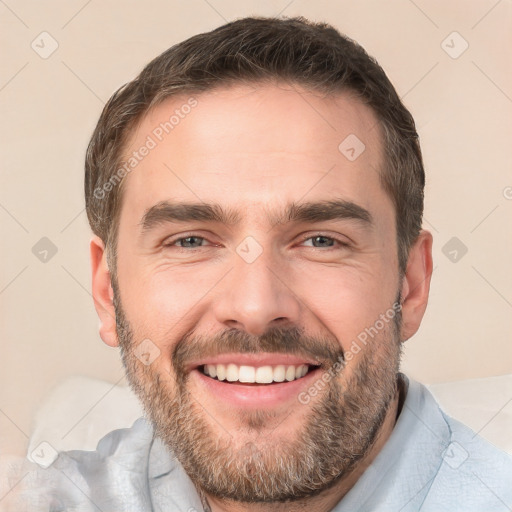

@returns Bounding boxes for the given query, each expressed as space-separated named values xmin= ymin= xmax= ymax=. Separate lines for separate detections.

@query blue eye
xmin=162 ymin=233 xmax=348 ymax=252
xmin=301 ymin=235 xmax=348 ymax=249
xmin=306 ymin=236 xmax=336 ymax=248
xmin=162 ymin=235 xmax=210 ymax=249
xmin=173 ymin=236 xmax=206 ymax=248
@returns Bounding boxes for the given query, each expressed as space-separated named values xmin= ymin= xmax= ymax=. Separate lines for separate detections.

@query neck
xmin=201 ymin=379 xmax=403 ymax=512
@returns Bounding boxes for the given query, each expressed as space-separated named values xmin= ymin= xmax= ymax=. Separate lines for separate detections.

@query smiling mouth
xmin=199 ymin=363 xmax=320 ymax=385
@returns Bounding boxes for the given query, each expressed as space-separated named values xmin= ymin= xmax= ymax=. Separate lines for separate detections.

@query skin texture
xmin=91 ymin=83 xmax=433 ymax=512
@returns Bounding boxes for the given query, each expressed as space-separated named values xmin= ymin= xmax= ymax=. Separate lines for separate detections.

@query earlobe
xmin=399 ymin=230 xmax=433 ymax=342
xmin=90 ymin=236 xmax=119 ymax=347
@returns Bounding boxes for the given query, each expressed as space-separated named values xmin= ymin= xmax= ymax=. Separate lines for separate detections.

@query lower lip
xmin=191 ymin=367 xmax=322 ymax=408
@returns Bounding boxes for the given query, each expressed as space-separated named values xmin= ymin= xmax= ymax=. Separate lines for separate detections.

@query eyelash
xmin=163 ymin=233 xmax=350 ymax=251
xmin=298 ymin=233 xmax=351 ymax=249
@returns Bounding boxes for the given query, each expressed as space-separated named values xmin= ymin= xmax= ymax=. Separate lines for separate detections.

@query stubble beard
xmin=114 ymin=292 xmax=402 ymax=503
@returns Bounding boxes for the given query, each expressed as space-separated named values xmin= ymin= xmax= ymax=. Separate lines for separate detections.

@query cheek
xmin=288 ymin=263 xmax=397 ymax=351
xmin=118 ymin=262 xmax=226 ymax=339
xmin=117 ymin=238 xmax=398 ymax=359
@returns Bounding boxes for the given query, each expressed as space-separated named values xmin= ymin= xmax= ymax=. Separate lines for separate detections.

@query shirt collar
xmin=331 ymin=374 xmax=451 ymax=511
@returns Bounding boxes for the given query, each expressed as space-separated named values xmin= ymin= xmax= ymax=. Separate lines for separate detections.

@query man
xmin=4 ymin=15 xmax=511 ymax=512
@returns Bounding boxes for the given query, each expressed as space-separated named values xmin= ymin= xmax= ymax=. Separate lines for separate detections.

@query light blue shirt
xmin=12 ymin=376 xmax=512 ymax=511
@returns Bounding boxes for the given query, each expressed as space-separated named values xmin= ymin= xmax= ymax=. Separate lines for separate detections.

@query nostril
xmin=273 ymin=317 xmax=293 ymax=326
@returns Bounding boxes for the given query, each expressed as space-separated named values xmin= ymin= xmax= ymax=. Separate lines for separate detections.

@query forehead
xmin=119 ymin=83 xmax=389 ymax=226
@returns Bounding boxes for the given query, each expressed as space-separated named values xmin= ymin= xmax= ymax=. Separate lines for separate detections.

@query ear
xmin=90 ymin=235 xmax=118 ymax=347
xmin=399 ymin=230 xmax=433 ymax=342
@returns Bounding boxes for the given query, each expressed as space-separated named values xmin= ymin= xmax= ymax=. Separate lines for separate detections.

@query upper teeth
xmin=202 ymin=364 xmax=310 ymax=383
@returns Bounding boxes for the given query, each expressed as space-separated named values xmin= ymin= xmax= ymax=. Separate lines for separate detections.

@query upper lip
xmin=187 ymin=352 xmax=322 ymax=372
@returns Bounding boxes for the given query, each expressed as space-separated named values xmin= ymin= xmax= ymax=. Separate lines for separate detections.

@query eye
xmin=299 ymin=234 xmax=349 ymax=249
xmin=164 ymin=235 xmax=212 ymax=249
xmin=176 ymin=236 xmax=206 ymax=248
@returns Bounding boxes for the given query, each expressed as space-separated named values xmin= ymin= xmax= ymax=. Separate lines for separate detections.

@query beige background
xmin=1 ymin=0 xmax=511 ymax=457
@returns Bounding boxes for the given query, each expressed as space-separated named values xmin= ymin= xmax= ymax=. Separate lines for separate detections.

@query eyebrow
xmin=139 ymin=199 xmax=373 ymax=235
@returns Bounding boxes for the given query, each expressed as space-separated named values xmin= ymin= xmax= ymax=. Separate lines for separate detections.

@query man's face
xmin=111 ymin=84 xmax=404 ymax=501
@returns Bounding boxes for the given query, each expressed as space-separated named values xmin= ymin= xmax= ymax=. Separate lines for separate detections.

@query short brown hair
xmin=85 ymin=16 xmax=424 ymax=275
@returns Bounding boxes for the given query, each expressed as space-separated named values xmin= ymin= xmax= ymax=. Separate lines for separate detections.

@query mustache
xmin=172 ymin=325 xmax=344 ymax=379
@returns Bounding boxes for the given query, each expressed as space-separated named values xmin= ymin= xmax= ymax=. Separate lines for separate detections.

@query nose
xmin=211 ymin=248 xmax=302 ymax=337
